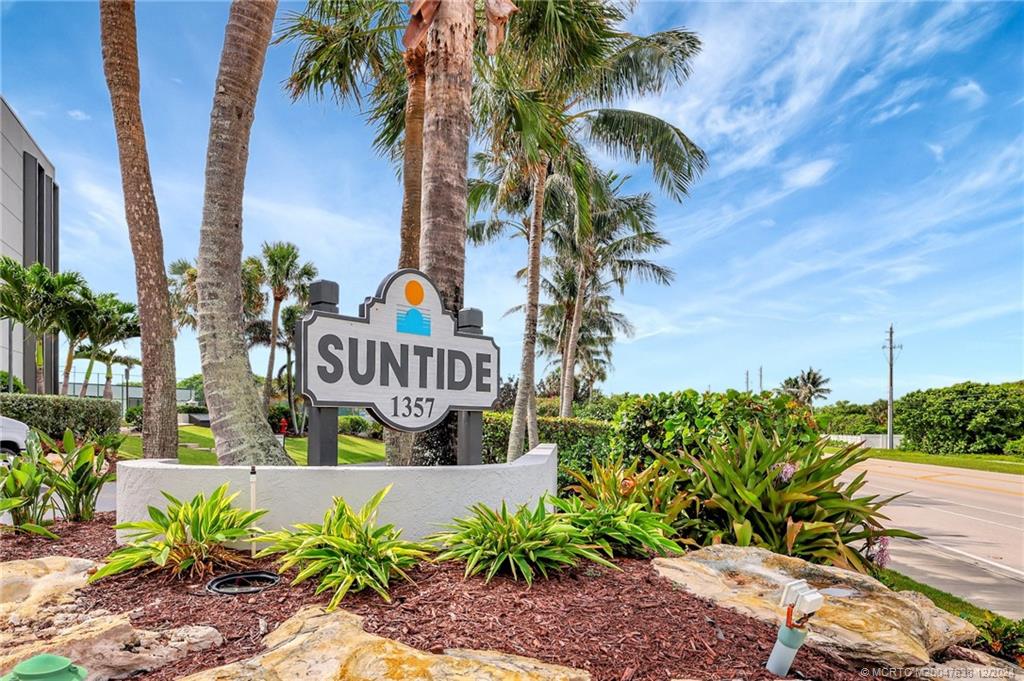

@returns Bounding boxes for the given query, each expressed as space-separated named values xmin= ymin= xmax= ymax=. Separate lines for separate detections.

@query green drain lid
xmin=1 ymin=654 xmax=87 ymax=681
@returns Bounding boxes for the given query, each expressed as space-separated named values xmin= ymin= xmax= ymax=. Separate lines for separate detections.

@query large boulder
xmin=180 ymin=605 xmax=589 ymax=681
xmin=654 ymin=546 xmax=978 ymax=669
xmin=0 ymin=556 xmax=96 ymax=627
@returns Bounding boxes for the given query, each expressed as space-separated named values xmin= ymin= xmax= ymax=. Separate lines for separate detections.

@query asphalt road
xmin=844 ymin=458 xmax=1024 ymax=618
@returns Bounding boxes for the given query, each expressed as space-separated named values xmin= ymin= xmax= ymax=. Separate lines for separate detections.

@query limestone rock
xmin=0 ymin=613 xmax=222 ymax=680
xmin=180 ymin=605 xmax=589 ymax=680
xmin=0 ymin=556 xmax=97 ymax=627
xmin=654 ymin=546 xmax=978 ymax=669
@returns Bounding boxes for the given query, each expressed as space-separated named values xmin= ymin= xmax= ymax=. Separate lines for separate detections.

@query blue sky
xmin=2 ymin=1 xmax=1021 ymax=403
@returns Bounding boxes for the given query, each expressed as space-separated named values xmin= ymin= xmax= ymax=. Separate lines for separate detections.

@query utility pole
xmin=745 ymin=370 xmax=750 ymax=392
xmin=883 ymin=324 xmax=902 ymax=450
xmin=758 ymin=366 xmax=763 ymax=392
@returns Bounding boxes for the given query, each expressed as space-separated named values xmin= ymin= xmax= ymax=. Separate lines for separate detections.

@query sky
xmin=1 ymin=0 xmax=1022 ymax=403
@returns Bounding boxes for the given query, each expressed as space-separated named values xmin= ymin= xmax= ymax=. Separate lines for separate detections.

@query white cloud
xmin=926 ymin=143 xmax=944 ymax=162
xmin=66 ymin=109 xmax=90 ymax=121
xmin=949 ymin=79 xmax=988 ymax=110
xmin=783 ymin=159 xmax=835 ymax=189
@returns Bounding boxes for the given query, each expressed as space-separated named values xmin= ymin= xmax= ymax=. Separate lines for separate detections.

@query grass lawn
xmin=120 ymin=425 xmax=385 ymax=466
xmin=873 ymin=567 xmax=995 ymax=622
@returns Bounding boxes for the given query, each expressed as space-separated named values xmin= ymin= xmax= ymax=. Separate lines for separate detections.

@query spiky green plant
xmin=550 ymin=495 xmax=682 ymax=558
xmin=0 ymin=432 xmax=57 ymax=538
xmin=257 ymin=485 xmax=431 ymax=608
xmin=431 ymin=497 xmax=615 ymax=585
xmin=90 ymin=483 xmax=266 ymax=581
xmin=42 ymin=430 xmax=118 ymax=521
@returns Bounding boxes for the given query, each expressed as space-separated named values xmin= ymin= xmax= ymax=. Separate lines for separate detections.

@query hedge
xmin=0 ymin=371 xmax=25 ymax=394
xmin=0 ymin=393 xmax=121 ymax=437
xmin=482 ymin=411 xmax=613 ymax=490
xmin=895 ymin=382 xmax=1024 ymax=455
xmin=609 ymin=389 xmax=820 ymax=463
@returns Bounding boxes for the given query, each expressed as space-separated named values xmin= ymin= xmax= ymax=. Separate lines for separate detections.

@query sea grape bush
xmin=895 ymin=381 xmax=1024 ymax=455
xmin=257 ymin=486 xmax=432 ymax=608
xmin=656 ymin=426 xmax=920 ymax=573
xmin=91 ymin=483 xmax=266 ymax=581
xmin=431 ymin=498 xmax=614 ymax=584
xmin=610 ymin=389 xmax=819 ymax=464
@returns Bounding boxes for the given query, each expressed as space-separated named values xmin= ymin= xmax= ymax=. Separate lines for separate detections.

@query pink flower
xmin=773 ymin=461 xmax=797 ymax=485
xmin=866 ymin=536 xmax=891 ymax=568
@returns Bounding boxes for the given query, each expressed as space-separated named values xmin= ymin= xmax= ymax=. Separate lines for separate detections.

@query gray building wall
xmin=1 ymin=96 xmax=60 ymax=393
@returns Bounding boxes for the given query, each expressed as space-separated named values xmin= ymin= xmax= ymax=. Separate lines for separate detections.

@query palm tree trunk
xmin=195 ymin=0 xmax=292 ymax=466
xmin=103 ymin=362 xmax=114 ymax=400
xmin=285 ymin=345 xmax=298 ymax=433
xmin=507 ymin=162 xmax=547 ymax=460
xmin=386 ymin=44 xmax=426 ymax=467
xmin=61 ymin=342 xmax=76 ymax=395
xmin=100 ymin=0 xmax=178 ymax=459
xmin=34 ymin=338 xmax=45 ymax=394
xmin=78 ymin=354 xmax=96 ymax=398
xmin=411 ymin=0 xmax=475 ymax=465
xmin=262 ymin=295 xmax=282 ymax=408
xmin=559 ymin=267 xmax=587 ymax=417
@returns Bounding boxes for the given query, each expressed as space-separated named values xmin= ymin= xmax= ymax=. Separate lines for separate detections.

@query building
xmin=1 ymin=96 xmax=60 ymax=393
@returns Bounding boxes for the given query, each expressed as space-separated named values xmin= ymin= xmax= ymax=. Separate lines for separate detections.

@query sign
xmin=297 ymin=269 xmax=500 ymax=432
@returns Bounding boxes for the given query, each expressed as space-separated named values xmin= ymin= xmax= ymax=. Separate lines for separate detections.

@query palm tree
xmin=780 ymin=368 xmax=832 ymax=410
xmin=0 ymin=257 xmax=86 ymax=393
xmin=76 ymin=346 xmax=140 ymax=400
xmin=170 ymin=256 xmax=266 ymax=334
xmin=78 ymin=294 xmax=139 ymax=398
xmin=472 ymin=5 xmax=706 ymax=458
xmin=247 ymin=304 xmax=306 ymax=433
xmin=99 ymin=0 xmax=179 ymax=458
xmin=552 ymin=172 xmax=673 ymax=416
xmin=195 ymin=0 xmax=292 ymax=466
xmin=259 ymin=242 xmax=316 ymax=408
xmin=55 ymin=283 xmax=96 ymax=395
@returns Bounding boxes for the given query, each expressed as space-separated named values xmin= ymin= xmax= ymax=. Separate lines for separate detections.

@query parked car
xmin=0 ymin=415 xmax=29 ymax=456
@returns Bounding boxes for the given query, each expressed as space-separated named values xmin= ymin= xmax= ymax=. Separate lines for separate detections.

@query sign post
xmin=296 ymin=269 xmax=499 ymax=465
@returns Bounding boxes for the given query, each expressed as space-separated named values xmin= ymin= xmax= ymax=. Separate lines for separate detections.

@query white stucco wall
xmin=828 ymin=434 xmax=902 ymax=449
xmin=116 ymin=444 xmax=558 ymax=543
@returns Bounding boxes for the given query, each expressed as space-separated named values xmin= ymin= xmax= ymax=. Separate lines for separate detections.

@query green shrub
xmin=816 ymin=400 xmax=887 ymax=434
xmin=0 ymin=393 xmax=121 ymax=437
xmin=1004 ymin=437 xmax=1024 ymax=456
xmin=550 ymin=495 xmax=682 ymax=558
xmin=176 ymin=404 xmax=208 ymax=414
xmin=0 ymin=433 xmax=57 ymax=538
xmin=610 ymin=389 xmax=819 ymax=464
xmin=971 ymin=613 xmax=1024 ymax=666
xmin=432 ymin=498 xmax=614 ymax=584
xmin=267 ymin=403 xmax=291 ymax=432
xmin=574 ymin=393 xmax=632 ymax=422
xmin=90 ymin=483 xmax=266 ymax=581
xmin=657 ymin=427 xmax=920 ymax=572
xmin=535 ymin=397 xmax=560 ymax=417
xmin=365 ymin=419 xmax=383 ymax=440
xmin=42 ymin=430 xmax=119 ymax=522
xmin=124 ymin=405 xmax=143 ymax=430
xmin=896 ymin=382 xmax=1024 ymax=454
xmin=257 ymin=486 xmax=432 ymax=608
xmin=0 ymin=370 xmax=25 ymax=393
xmin=338 ymin=415 xmax=371 ymax=435
xmin=482 ymin=412 xmax=613 ymax=489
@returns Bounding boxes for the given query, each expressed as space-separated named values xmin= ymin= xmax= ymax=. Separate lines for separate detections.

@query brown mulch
xmin=1 ymin=515 xmax=860 ymax=681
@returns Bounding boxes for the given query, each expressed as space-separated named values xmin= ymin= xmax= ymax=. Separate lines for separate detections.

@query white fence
xmin=829 ymin=433 xmax=902 ymax=449
xmin=116 ymin=444 xmax=558 ymax=543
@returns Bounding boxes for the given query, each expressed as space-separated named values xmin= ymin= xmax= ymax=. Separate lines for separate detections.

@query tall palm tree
xmin=473 ymin=5 xmax=706 ymax=459
xmin=780 ymin=368 xmax=832 ymax=410
xmin=78 ymin=294 xmax=139 ymax=398
xmin=0 ymin=257 xmax=86 ymax=393
xmin=259 ymin=241 xmax=316 ymax=408
xmin=195 ymin=0 xmax=292 ymax=466
xmin=99 ymin=0 xmax=178 ymax=457
xmin=553 ymin=173 xmax=673 ymax=416
xmin=247 ymin=303 xmax=306 ymax=433
xmin=76 ymin=346 xmax=140 ymax=400
xmin=170 ymin=256 xmax=266 ymax=335
xmin=55 ymin=283 xmax=96 ymax=395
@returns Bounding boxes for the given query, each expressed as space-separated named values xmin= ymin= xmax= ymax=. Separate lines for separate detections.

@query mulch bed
xmin=1 ymin=515 xmax=860 ymax=681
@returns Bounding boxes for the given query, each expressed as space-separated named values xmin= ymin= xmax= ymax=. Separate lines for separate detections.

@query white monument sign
xmin=297 ymin=269 xmax=500 ymax=432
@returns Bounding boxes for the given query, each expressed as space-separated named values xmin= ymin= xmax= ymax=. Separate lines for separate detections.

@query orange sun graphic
xmin=404 ymin=280 xmax=424 ymax=306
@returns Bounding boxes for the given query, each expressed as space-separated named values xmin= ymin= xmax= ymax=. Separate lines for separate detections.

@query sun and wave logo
xmin=395 ymin=279 xmax=431 ymax=336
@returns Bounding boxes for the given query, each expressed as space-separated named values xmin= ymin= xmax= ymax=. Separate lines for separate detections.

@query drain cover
xmin=206 ymin=571 xmax=280 ymax=595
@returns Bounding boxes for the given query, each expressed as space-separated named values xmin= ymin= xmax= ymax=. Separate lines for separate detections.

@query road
xmin=845 ymin=458 xmax=1024 ymax=618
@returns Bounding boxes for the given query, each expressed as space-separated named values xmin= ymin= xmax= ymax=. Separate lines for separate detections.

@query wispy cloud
xmin=66 ymin=109 xmax=90 ymax=121
xmin=949 ymin=79 xmax=988 ymax=110
xmin=783 ymin=159 xmax=835 ymax=189
xmin=926 ymin=143 xmax=944 ymax=162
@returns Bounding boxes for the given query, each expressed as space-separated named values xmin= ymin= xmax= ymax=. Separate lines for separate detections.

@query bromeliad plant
xmin=257 ymin=485 xmax=432 ymax=609
xmin=0 ymin=433 xmax=57 ymax=538
xmin=41 ymin=429 xmax=119 ymax=522
xmin=90 ymin=483 xmax=266 ymax=582
xmin=550 ymin=495 xmax=682 ymax=558
xmin=431 ymin=498 xmax=615 ymax=585
xmin=657 ymin=426 xmax=921 ymax=572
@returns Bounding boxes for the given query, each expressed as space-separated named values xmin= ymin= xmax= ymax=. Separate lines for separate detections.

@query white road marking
xmin=864 ymin=481 xmax=1024 ymax=521
xmin=918 ymin=540 xmax=1024 ymax=582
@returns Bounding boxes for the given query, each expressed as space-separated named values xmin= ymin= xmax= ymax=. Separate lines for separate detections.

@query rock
xmin=180 ymin=605 xmax=589 ymax=680
xmin=0 ymin=556 xmax=97 ymax=627
xmin=0 ymin=613 xmax=222 ymax=680
xmin=914 ymin=659 xmax=1023 ymax=680
xmin=654 ymin=546 xmax=978 ymax=669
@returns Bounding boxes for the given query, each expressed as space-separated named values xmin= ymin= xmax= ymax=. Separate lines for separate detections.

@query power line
xmin=883 ymin=324 xmax=902 ymax=450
